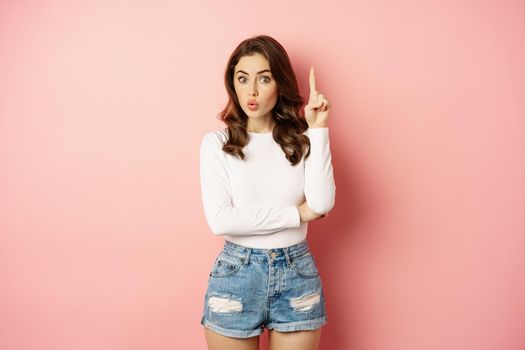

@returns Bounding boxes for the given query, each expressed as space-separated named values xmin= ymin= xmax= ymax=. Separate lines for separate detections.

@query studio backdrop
xmin=1 ymin=1 xmax=524 ymax=349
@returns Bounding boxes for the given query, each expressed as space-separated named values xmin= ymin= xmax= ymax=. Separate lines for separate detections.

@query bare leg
xmin=204 ymin=328 xmax=260 ymax=350
xmin=268 ymin=328 xmax=322 ymax=350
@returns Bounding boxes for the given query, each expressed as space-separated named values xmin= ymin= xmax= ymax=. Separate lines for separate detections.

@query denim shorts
xmin=200 ymin=239 xmax=327 ymax=338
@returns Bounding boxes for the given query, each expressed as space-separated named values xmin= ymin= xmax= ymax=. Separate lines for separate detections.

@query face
xmin=233 ymin=53 xmax=279 ymax=121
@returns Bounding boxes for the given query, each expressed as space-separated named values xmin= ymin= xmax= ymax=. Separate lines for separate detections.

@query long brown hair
xmin=217 ymin=34 xmax=311 ymax=166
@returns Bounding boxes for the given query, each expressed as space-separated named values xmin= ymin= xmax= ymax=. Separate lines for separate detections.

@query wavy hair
xmin=217 ymin=34 xmax=311 ymax=166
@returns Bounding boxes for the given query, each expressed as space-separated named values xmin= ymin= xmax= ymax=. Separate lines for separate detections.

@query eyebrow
xmin=235 ymin=69 xmax=272 ymax=75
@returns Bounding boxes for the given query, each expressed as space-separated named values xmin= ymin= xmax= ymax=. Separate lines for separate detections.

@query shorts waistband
xmin=222 ymin=239 xmax=311 ymax=264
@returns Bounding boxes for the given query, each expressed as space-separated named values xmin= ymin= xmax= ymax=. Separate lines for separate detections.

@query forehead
xmin=234 ymin=53 xmax=270 ymax=73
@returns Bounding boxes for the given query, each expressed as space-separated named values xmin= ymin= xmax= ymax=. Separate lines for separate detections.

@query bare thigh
xmin=269 ymin=328 xmax=322 ymax=350
xmin=204 ymin=328 xmax=260 ymax=350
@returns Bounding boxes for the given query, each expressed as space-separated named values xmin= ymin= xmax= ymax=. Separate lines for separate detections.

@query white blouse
xmin=199 ymin=127 xmax=335 ymax=249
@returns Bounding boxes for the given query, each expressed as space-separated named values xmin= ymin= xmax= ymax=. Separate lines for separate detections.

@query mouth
xmin=247 ymin=101 xmax=259 ymax=111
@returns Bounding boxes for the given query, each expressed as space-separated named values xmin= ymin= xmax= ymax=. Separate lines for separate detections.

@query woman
xmin=199 ymin=34 xmax=336 ymax=350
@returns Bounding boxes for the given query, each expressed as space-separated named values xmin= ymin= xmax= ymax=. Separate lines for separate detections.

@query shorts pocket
xmin=209 ymin=251 xmax=243 ymax=278
xmin=291 ymin=252 xmax=320 ymax=279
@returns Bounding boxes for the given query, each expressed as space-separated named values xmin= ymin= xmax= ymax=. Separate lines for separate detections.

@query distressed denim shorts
xmin=200 ymin=239 xmax=327 ymax=338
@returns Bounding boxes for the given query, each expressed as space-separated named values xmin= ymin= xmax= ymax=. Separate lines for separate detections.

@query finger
xmin=309 ymin=66 xmax=316 ymax=94
xmin=307 ymin=89 xmax=319 ymax=104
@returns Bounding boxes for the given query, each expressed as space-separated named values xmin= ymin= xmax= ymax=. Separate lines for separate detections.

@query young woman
xmin=199 ymin=34 xmax=336 ymax=350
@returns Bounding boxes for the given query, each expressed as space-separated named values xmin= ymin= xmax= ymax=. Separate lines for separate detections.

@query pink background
xmin=1 ymin=1 xmax=524 ymax=349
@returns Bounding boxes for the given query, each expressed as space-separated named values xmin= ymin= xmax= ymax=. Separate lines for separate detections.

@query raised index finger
xmin=309 ymin=65 xmax=316 ymax=93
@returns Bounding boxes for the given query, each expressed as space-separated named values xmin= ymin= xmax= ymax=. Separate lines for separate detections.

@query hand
xmin=296 ymin=200 xmax=327 ymax=223
xmin=304 ymin=66 xmax=331 ymax=128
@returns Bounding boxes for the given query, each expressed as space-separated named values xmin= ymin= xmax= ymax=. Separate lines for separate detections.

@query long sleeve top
xmin=199 ymin=127 xmax=336 ymax=249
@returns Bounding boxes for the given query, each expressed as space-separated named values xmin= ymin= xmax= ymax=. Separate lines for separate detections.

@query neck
xmin=246 ymin=117 xmax=275 ymax=133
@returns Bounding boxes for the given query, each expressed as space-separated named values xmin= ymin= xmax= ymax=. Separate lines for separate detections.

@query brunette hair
xmin=217 ymin=34 xmax=311 ymax=166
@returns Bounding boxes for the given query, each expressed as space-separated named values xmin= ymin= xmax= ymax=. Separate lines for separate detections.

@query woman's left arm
xmin=303 ymin=66 xmax=336 ymax=215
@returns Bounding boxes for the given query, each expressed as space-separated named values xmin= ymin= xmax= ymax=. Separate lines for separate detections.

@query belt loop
xmin=243 ymin=248 xmax=251 ymax=265
xmin=284 ymin=247 xmax=292 ymax=267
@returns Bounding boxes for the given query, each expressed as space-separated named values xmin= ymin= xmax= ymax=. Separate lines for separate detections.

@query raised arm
xmin=302 ymin=66 xmax=336 ymax=215
xmin=199 ymin=131 xmax=301 ymax=236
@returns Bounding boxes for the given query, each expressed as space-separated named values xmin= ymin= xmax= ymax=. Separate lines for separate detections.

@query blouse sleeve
xmin=303 ymin=127 xmax=336 ymax=214
xmin=199 ymin=132 xmax=301 ymax=236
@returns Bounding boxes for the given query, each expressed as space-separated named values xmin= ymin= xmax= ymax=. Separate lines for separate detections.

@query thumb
xmin=307 ymin=100 xmax=323 ymax=110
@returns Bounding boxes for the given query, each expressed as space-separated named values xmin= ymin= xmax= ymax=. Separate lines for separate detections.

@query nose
xmin=249 ymin=80 xmax=258 ymax=97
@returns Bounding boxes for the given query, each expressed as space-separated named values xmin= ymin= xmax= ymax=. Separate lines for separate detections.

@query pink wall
xmin=1 ymin=1 xmax=524 ymax=349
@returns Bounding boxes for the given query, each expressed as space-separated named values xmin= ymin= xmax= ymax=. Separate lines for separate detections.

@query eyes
xmin=236 ymin=75 xmax=272 ymax=84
